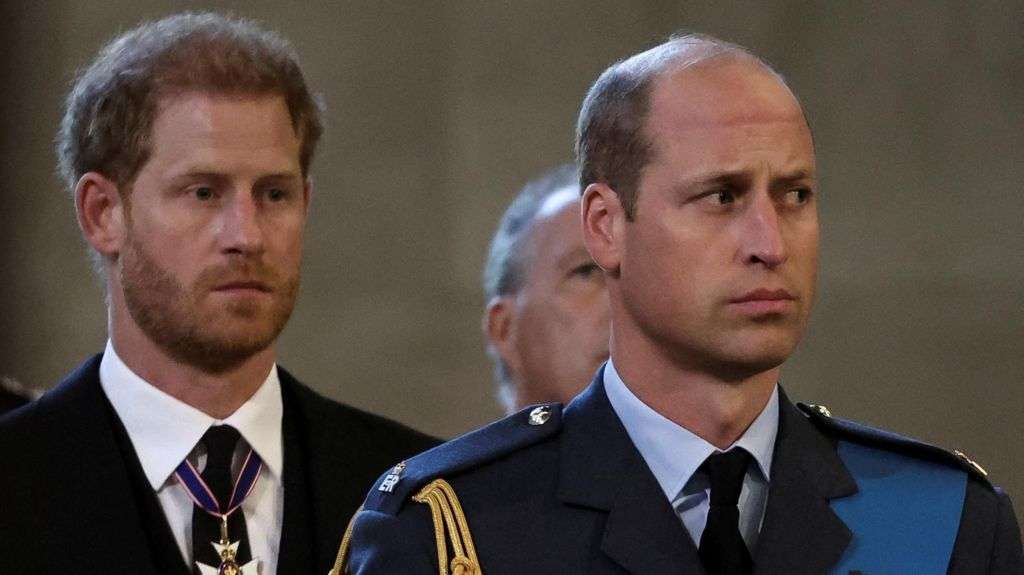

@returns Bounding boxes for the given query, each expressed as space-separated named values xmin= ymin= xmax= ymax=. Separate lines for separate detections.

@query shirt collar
xmin=603 ymin=358 xmax=779 ymax=502
xmin=99 ymin=340 xmax=284 ymax=489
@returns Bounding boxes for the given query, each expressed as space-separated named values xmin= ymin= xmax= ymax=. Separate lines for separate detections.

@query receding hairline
xmin=647 ymin=56 xmax=808 ymax=128
xmin=575 ymin=33 xmax=807 ymax=221
xmin=631 ymin=40 xmax=812 ymax=167
xmin=613 ymin=34 xmax=784 ymax=90
xmin=510 ymin=185 xmax=582 ymax=289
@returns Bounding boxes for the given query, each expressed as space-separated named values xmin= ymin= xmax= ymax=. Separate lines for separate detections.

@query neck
xmin=610 ymin=334 xmax=779 ymax=450
xmin=109 ymin=310 xmax=274 ymax=420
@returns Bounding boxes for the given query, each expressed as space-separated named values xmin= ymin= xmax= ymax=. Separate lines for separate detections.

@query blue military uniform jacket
xmin=341 ymin=373 xmax=1022 ymax=574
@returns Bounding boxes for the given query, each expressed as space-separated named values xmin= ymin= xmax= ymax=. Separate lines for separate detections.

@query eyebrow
xmin=772 ymin=169 xmax=816 ymax=185
xmin=170 ymin=170 xmax=302 ymax=185
xmin=695 ymin=168 xmax=816 ymax=187
xmin=255 ymin=173 xmax=303 ymax=188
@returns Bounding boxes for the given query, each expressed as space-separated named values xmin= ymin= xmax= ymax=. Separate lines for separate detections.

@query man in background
xmin=482 ymin=164 xmax=609 ymax=413
xmin=0 ymin=13 xmax=436 ymax=574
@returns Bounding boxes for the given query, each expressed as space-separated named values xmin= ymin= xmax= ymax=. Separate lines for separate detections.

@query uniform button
xmin=528 ymin=406 xmax=552 ymax=426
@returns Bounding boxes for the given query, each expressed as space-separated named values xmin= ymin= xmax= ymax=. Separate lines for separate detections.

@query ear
xmin=483 ymin=296 xmax=522 ymax=374
xmin=581 ymin=182 xmax=624 ymax=275
xmin=75 ymin=172 xmax=127 ymax=258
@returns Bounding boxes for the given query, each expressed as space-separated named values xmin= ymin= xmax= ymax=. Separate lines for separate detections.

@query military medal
xmin=194 ymin=516 xmax=258 ymax=575
xmin=175 ymin=448 xmax=263 ymax=574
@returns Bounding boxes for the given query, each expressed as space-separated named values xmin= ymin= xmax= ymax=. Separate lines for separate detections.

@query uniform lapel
xmin=601 ymin=473 xmax=707 ymax=575
xmin=45 ymin=356 xmax=163 ymax=574
xmin=558 ymin=376 xmax=705 ymax=575
xmin=753 ymin=390 xmax=857 ymax=574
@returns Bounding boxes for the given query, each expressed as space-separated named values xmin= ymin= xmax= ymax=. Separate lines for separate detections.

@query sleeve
xmin=948 ymin=478 xmax=1024 ymax=574
xmin=987 ymin=487 xmax=1023 ymax=574
xmin=346 ymin=504 xmax=440 ymax=574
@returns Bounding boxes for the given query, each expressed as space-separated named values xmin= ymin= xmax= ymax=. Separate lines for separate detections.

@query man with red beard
xmin=338 ymin=34 xmax=1021 ymax=574
xmin=0 ymin=13 xmax=436 ymax=575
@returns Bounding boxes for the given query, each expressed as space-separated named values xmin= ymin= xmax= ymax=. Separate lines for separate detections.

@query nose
xmin=219 ymin=190 xmax=264 ymax=256
xmin=741 ymin=194 xmax=787 ymax=268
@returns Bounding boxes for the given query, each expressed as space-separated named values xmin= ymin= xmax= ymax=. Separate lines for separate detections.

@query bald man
xmin=337 ymin=34 xmax=1020 ymax=575
xmin=482 ymin=164 xmax=609 ymax=413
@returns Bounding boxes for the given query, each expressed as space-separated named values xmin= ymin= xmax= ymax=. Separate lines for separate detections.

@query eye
xmin=266 ymin=188 xmax=287 ymax=202
xmin=193 ymin=186 xmax=214 ymax=201
xmin=784 ymin=187 xmax=812 ymax=205
xmin=570 ymin=262 xmax=601 ymax=279
xmin=700 ymin=189 xmax=735 ymax=206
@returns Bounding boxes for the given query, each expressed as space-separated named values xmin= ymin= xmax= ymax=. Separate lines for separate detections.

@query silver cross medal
xmin=196 ymin=516 xmax=260 ymax=575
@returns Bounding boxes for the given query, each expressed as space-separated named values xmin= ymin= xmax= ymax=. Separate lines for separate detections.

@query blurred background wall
xmin=1 ymin=1 xmax=1021 ymax=507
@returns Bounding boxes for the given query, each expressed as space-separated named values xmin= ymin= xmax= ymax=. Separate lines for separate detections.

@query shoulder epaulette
xmin=362 ymin=403 xmax=563 ymax=516
xmin=797 ymin=402 xmax=991 ymax=487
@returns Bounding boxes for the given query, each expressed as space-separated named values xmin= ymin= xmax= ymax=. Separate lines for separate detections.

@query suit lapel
xmin=44 ymin=356 xmax=163 ymax=574
xmin=753 ymin=390 xmax=857 ymax=574
xmin=276 ymin=371 xmax=366 ymax=573
xmin=558 ymin=376 xmax=705 ymax=575
xmin=276 ymin=375 xmax=318 ymax=573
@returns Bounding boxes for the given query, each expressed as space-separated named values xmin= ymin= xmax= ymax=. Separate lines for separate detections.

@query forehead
xmin=148 ymin=92 xmax=301 ymax=166
xmin=649 ymin=58 xmax=805 ymax=128
xmin=644 ymin=59 xmax=813 ymax=169
xmin=524 ymin=190 xmax=584 ymax=265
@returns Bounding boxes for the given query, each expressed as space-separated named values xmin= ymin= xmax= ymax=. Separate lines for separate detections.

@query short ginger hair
xmin=57 ymin=12 xmax=324 ymax=194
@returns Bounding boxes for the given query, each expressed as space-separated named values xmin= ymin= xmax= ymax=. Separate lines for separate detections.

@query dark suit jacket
xmin=0 ymin=385 xmax=30 ymax=415
xmin=0 ymin=354 xmax=439 ymax=574
xmin=347 ymin=375 xmax=1022 ymax=574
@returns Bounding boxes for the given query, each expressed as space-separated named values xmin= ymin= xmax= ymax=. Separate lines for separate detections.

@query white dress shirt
xmin=99 ymin=340 xmax=284 ymax=574
xmin=603 ymin=359 xmax=779 ymax=552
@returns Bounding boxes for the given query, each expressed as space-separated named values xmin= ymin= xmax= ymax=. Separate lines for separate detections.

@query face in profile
xmin=614 ymin=58 xmax=818 ymax=379
xmin=489 ymin=187 xmax=611 ymax=410
xmin=117 ymin=93 xmax=309 ymax=372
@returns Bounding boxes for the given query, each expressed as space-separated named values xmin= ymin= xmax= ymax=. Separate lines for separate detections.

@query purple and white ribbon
xmin=174 ymin=447 xmax=263 ymax=520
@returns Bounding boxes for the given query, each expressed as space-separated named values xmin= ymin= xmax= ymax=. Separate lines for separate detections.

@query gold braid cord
xmin=328 ymin=480 xmax=482 ymax=575
xmin=329 ymin=505 xmax=362 ymax=575
xmin=413 ymin=479 xmax=483 ymax=575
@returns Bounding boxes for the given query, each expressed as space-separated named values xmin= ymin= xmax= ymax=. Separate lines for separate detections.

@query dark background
xmin=2 ymin=2 xmax=1021 ymax=511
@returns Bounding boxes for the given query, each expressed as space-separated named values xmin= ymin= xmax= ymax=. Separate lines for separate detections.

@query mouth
xmin=213 ymin=280 xmax=273 ymax=294
xmin=728 ymin=288 xmax=795 ymax=314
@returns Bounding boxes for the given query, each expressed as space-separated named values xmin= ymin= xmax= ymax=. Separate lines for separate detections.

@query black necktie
xmin=192 ymin=425 xmax=252 ymax=570
xmin=698 ymin=448 xmax=753 ymax=575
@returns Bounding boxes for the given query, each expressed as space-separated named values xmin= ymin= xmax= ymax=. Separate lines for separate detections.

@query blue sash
xmin=829 ymin=440 xmax=966 ymax=574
